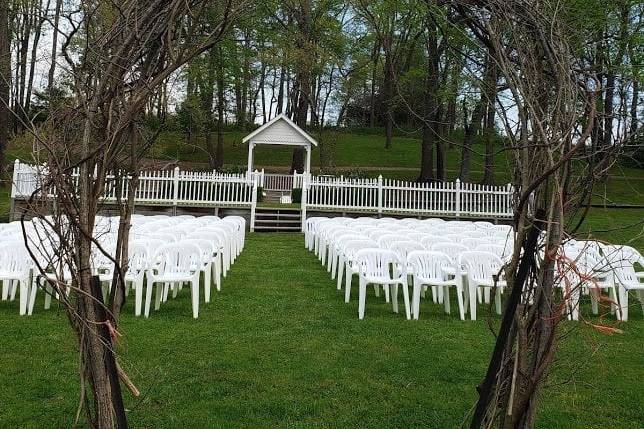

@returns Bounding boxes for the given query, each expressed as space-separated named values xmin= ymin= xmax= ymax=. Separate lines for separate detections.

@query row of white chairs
xmin=305 ymin=216 xmax=644 ymax=321
xmin=0 ymin=214 xmax=246 ymax=318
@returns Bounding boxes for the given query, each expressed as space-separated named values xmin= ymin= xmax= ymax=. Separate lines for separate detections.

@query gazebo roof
xmin=242 ymin=114 xmax=318 ymax=147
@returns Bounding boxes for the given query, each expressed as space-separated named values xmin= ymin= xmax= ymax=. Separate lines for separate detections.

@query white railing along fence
xmin=12 ymin=160 xmax=515 ymax=232
xmin=11 ymin=160 xmax=261 ymax=229
xmin=253 ymin=169 xmax=305 ymax=191
xmin=303 ymin=175 xmax=514 ymax=219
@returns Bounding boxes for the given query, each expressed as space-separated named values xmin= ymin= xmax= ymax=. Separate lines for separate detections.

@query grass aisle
xmin=0 ymin=233 xmax=642 ymax=428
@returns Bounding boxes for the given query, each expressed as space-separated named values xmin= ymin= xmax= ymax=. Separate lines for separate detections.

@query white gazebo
xmin=243 ymin=113 xmax=318 ymax=176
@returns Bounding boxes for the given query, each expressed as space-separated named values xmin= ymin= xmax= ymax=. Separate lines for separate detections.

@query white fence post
xmin=172 ymin=166 xmax=180 ymax=208
xmin=455 ymin=178 xmax=461 ymax=218
xmin=301 ymin=173 xmax=308 ymax=232
xmin=10 ymin=159 xmax=19 ymax=198
xmin=377 ymin=175 xmax=383 ymax=215
xmin=250 ymin=172 xmax=258 ymax=232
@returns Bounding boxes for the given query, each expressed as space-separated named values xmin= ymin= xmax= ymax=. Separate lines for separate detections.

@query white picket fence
xmin=11 ymin=159 xmax=259 ymax=209
xmin=302 ymin=175 xmax=514 ymax=218
xmin=11 ymin=160 xmax=515 ymax=232
xmin=254 ymin=169 xmax=305 ymax=191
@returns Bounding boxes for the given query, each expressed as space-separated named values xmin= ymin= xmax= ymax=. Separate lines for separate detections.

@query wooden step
xmin=253 ymin=207 xmax=302 ymax=232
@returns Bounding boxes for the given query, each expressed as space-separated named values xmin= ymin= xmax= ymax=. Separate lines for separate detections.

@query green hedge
xmin=291 ymin=188 xmax=302 ymax=203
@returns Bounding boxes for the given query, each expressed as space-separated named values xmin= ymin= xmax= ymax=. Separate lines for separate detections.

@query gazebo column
xmin=247 ymin=142 xmax=255 ymax=176
xmin=305 ymin=145 xmax=312 ymax=177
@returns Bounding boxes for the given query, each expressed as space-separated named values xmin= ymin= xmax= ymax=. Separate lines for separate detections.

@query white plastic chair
xmin=145 ymin=243 xmax=202 ymax=318
xmin=182 ymin=238 xmax=216 ymax=303
xmin=353 ymin=248 xmax=410 ymax=320
xmin=0 ymin=241 xmax=35 ymax=315
xmin=408 ymin=250 xmax=464 ymax=320
xmin=459 ymin=251 xmax=507 ymax=320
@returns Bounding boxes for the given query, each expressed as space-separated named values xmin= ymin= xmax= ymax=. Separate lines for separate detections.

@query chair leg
xmin=470 ymin=284 xmax=478 ymax=321
xmin=456 ymin=285 xmax=465 ymax=321
xmin=191 ymin=280 xmax=199 ymax=319
xmin=336 ymin=257 xmax=344 ymax=290
xmin=345 ymin=270 xmax=352 ymax=303
xmin=213 ymin=256 xmax=221 ymax=291
xmin=19 ymin=280 xmax=28 ymax=315
xmin=10 ymin=280 xmax=17 ymax=300
xmin=358 ymin=278 xmax=367 ymax=320
xmin=172 ymin=282 xmax=179 ymax=299
xmin=204 ymin=266 xmax=212 ymax=303
xmin=144 ymin=278 xmax=154 ymax=318
xmin=330 ymin=250 xmax=337 ymax=277
xmin=590 ymin=288 xmax=599 ymax=315
xmin=412 ymin=279 xmax=421 ymax=320
xmin=134 ymin=279 xmax=143 ymax=317
xmin=431 ymin=285 xmax=438 ymax=303
xmin=383 ymin=283 xmax=390 ymax=303
xmin=484 ymin=288 xmax=490 ymax=304
xmin=391 ymin=284 xmax=399 ymax=314
xmin=495 ymin=288 xmax=502 ymax=315
xmin=443 ymin=286 xmax=451 ymax=315
xmin=154 ymin=282 xmax=163 ymax=311
xmin=618 ymin=286 xmax=629 ymax=321
xmin=1 ymin=280 xmax=7 ymax=300
xmin=401 ymin=281 xmax=411 ymax=320
xmin=28 ymin=277 xmax=38 ymax=315
xmin=44 ymin=281 xmax=53 ymax=310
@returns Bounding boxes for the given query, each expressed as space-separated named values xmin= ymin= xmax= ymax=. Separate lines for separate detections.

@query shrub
xmin=291 ymin=188 xmax=302 ymax=203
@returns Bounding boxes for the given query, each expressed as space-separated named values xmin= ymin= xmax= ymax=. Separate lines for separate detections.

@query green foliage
xmin=291 ymin=187 xmax=302 ymax=203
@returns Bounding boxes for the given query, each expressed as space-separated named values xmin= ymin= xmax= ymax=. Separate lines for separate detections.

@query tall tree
xmin=0 ymin=0 xmax=9 ymax=175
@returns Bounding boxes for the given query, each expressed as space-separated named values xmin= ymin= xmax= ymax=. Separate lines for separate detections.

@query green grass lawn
xmin=0 ymin=185 xmax=10 ymax=222
xmin=0 ymin=233 xmax=642 ymax=428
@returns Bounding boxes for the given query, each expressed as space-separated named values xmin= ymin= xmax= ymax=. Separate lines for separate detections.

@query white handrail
xmin=11 ymin=161 xmax=257 ymax=208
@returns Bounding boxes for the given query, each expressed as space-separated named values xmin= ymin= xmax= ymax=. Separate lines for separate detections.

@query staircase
xmin=253 ymin=207 xmax=302 ymax=232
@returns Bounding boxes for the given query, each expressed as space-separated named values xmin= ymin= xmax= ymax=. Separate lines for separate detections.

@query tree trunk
xmin=369 ymin=39 xmax=380 ymax=128
xmin=419 ymin=24 xmax=440 ymax=182
xmin=482 ymin=58 xmax=498 ymax=185
xmin=47 ymin=0 xmax=63 ymax=94
xmin=631 ymin=79 xmax=639 ymax=135
xmin=290 ymin=0 xmax=312 ymax=174
xmin=277 ymin=64 xmax=286 ymax=115
xmin=383 ymin=40 xmax=394 ymax=149
xmin=25 ymin=0 xmax=50 ymax=114
xmin=215 ymin=49 xmax=225 ymax=169
xmin=459 ymin=101 xmax=483 ymax=181
xmin=0 ymin=0 xmax=9 ymax=175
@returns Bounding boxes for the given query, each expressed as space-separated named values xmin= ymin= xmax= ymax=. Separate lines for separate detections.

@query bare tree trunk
xmin=630 ymin=79 xmax=638 ymax=135
xmin=482 ymin=62 xmax=498 ymax=185
xmin=25 ymin=0 xmax=50 ymax=114
xmin=216 ymin=48 xmax=225 ymax=169
xmin=383 ymin=37 xmax=394 ymax=149
xmin=204 ymin=49 xmax=217 ymax=169
xmin=369 ymin=39 xmax=380 ymax=128
xmin=0 ymin=0 xmax=9 ymax=175
xmin=276 ymin=64 xmax=285 ymax=115
xmin=419 ymin=23 xmax=440 ymax=182
xmin=290 ymin=0 xmax=312 ymax=174
xmin=459 ymin=101 xmax=483 ymax=181
xmin=47 ymin=0 xmax=63 ymax=94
